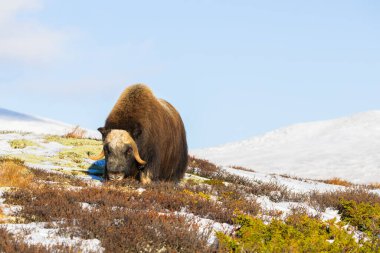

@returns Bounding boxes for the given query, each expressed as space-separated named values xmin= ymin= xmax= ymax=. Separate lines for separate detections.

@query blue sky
xmin=0 ymin=0 xmax=379 ymax=148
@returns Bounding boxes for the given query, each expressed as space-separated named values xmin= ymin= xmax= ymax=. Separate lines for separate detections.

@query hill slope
xmin=0 ymin=108 xmax=100 ymax=139
xmin=192 ymin=111 xmax=380 ymax=184
xmin=0 ymin=110 xmax=379 ymax=251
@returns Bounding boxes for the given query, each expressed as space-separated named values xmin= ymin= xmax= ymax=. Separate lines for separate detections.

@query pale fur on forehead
xmin=105 ymin=129 xmax=134 ymax=145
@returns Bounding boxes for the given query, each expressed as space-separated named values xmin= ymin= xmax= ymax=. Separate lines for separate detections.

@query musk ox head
xmin=91 ymin=128 xmax=146 ymax=181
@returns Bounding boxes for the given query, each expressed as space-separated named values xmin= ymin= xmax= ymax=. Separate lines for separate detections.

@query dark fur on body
xmin=100 ymin=84 xmax=188 ymax=182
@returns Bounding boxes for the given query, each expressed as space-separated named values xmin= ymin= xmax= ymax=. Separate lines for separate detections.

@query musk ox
xmin=91 ymin=84 xmax=188 ymax=183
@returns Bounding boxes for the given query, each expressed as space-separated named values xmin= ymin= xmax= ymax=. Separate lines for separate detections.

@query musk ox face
xmin=97 ymin=128 xmax=146 ymax=181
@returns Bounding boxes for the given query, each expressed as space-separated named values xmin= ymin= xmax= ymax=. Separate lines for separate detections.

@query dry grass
xmin=0 ymin=160 xmax=34 ymax=188
xmin=279 ymin=174 xmax=310 ymax=182
xmin=63 ymin=126 xmax=87 ymax=139
xmin=30 ymin=168 xmax=87 ymax=187
xmin=188 ymin=156 xmax=306 ymax=202
xmin=367 ymin=183 xmax=380 ymax=190
xmin=321 ymin=177 xmax=353 ymax=187
xmin=187 ymin=156 xmax=219 ymax=178
xmin=230 ymin=165 xmax=255 ymax=172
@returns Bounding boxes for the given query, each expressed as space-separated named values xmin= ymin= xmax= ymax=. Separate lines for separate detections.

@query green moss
xmin=6 ymin=137 xmax=104 ymax=177
xmin=9 ymin=139 xmax=39 ymax=149
xmin=59 ymin=151 xmax=82 ymax=163
xmin=57 ymin=145 xmax=102 ymax=164
xmin=8 ymin=154 xmax=76 ymax=168
xmin=205 ymin=179 xmax=225 ymax=186
xmin=217 ymin=213 xmax=363 ymax=252
xmin=43 ymin=135 xmax=103 ymax=173
xmin=198 ymin=192 xmax=211 ymax=200
xmin=182 ymin=174 xmax=208 ymax=185
xmin=45 ymin=135 xmax=101 ymax=147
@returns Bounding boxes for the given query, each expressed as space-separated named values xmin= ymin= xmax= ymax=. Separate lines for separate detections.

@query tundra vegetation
xmin=0 ymin=131 xmax=380 ymax=252
xmin=9 ymin=139 xmax=39 ymax=149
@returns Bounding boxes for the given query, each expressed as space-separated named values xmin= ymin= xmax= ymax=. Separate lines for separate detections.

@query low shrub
xmin=63 ymin=126 xmax=87 ymax=139
xmin=339 ymin=199 xmax=380 ymax=247
xmin=4 ymin=184 xmax=213 ymax=252
xmin=368 ymin=183 xmax=380 ymax=190
xmin=217 ymin=212 xmax=362 ymax=252
xmin=309 ymin=187 xmax=380 ymax=211
xmin=0 ymin=228 xmax=48 ymax=253
xmin=30 ymin=168 xmax=88 ymax=187
xmin=187 ymin=156 xmax=219 ymax=178
xmin=0 ymin=228 xmax=73 ymax=253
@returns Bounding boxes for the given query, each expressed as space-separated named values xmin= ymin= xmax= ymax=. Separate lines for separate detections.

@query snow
xmin=0 ymin=222 xmax=104 ymax=253
xmin=0 ymin=132 xmax=67 ymax=157
xmin=0 ymin=187 xmax=21 ymax=218
xmin=0 ymin=107 xmax=100 ymax=139
xmin=222 ymin=166 xmax=344 ymax=194
xmin=1 ymin=188 xmax=104 ymax=252
xmin=321 ymin=208 xmax=341 ymax=222
xmin=192 ymin=111 xmax=380 ymax=184
xmin=173 ymin=210 xmax=234 ymax=245
xmin=0 ymin=131 xmax=101 ymax=181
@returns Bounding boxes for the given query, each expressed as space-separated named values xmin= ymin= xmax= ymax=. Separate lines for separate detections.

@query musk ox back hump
xmin=157 ymin=99 xmax=188 ymax=181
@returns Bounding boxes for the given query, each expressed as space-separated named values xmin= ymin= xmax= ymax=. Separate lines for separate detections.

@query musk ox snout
xmin=107 ymin=172 xmax=125 ymax=181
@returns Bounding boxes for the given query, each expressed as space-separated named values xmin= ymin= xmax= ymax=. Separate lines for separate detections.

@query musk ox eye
xmin=125 ymin=147 xmax=132 ymax=154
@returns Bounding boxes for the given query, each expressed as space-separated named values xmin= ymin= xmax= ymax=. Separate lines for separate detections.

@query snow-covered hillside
xmin=0 ymin=108 xmax=100 ymax=139
xmin=0 ymin=110 xmax=379 ymax=251
xmin=192 ymin=111 xmax=380 ymax=184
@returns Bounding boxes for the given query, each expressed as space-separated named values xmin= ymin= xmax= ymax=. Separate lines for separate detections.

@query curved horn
xmin=89 ymin=150 xmax=105 ymax=160
xmin=129 ymin=140 xmax=146 ymax=165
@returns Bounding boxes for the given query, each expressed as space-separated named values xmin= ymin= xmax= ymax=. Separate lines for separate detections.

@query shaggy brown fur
xmin=99 ymin=84 xmax=188 ymax=182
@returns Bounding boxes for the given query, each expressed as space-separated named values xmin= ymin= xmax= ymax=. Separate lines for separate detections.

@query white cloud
xmin=0 ymin=0 xmax=42 ymax=16
xmin=0 ymin=0 xmax=67 ymax=64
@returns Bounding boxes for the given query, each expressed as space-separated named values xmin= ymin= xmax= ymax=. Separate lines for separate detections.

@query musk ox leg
xmin=103 ymin=164 xmax=109 ymax=181
xmin=139 ymin=170 xmax=152 ymax=185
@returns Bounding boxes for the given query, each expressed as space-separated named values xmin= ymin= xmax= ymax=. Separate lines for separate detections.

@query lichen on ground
xmin=44 ymin=135 xmax=101 ymax=147
xmin=2 ymin=134 xmax=104 ymax=176
xmin=8 ymin=139 xmax=39 ymax=149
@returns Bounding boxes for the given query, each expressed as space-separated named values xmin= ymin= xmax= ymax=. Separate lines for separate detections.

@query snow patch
xmin=192 ymin=111 xmax=380 ymax=184
xmin=222 ymin=166 xmax=344 ymax=193
xmin=0 ymin=222 xmax=104 ymax=253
